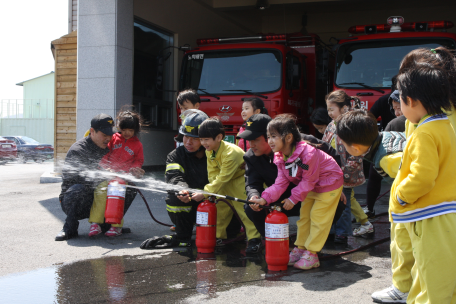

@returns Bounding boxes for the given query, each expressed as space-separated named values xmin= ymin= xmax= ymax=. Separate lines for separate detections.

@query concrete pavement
xmin=0 ymin=161 xmax=394 ymax=303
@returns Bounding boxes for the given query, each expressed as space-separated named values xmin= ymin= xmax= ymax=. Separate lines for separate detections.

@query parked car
xmin=2 ymin=136 xmax=54 ymax=163
xmin=0 ymin=136 xmax=17 ymax=164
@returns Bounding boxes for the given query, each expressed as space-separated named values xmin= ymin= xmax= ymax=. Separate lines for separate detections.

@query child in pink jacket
xmin=250 ymin=114 xmax=343 ymax=270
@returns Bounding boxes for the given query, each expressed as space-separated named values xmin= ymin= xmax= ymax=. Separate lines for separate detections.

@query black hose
xmin=137 ymin=189 xmax=173 ymax=227
xmin=320 ymin=236 xmax=391 ymax=261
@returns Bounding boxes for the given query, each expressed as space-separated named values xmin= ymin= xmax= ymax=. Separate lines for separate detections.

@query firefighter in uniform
xmin=140 ymin=110 xmax=209 ymax=248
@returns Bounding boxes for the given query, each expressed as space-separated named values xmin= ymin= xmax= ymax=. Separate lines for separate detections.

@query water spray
xmin=117 ymin=183 xmax=273 ymax=210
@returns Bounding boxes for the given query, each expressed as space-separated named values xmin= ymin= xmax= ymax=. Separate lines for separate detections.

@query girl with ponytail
xmin=322 ymin=90 xmax=374 ymax=243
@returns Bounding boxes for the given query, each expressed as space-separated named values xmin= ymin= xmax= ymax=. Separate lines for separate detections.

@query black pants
xmin=61 ymin=184 xmax=137 ymax=233
xmin=166 ymin=195 xmax=244 ymax=241
xmin=166 ymin=194 xmax=202 ymax=241
xmin=366 ymin=163 xmax=383 ymax=212
xmin=245 ymin=183 xmax=301 ymax=238
xmin=245 ymin=201 xmax=301 ymax=239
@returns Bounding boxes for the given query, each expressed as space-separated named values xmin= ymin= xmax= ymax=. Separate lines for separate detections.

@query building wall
xmin=69 ymin=0 xmax=78 ymax=33
xmin=257 ymin=4 xmax=456 ymax=44
xmin=22 ymin=72 xmax=55 ymax=119
xmin=134 ymin=0 xmax=257 ymax=51
xmin=76 ymin=0 xmax=133 ymax=141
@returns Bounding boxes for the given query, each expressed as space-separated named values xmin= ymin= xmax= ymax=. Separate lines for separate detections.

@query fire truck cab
xmin=334 ymin=17 xmax=456 ymax=114
xmin=178 ymin=33 xmax=333 ymax=141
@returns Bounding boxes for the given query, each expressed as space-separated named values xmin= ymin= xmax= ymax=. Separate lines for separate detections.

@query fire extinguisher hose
xmin=137 ymin=189 xmax=173 ymax=227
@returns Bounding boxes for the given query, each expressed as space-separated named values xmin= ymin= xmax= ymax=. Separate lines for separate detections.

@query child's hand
xmin=192 ymin=192 xmax=205 ymax=202
xmin=281 ymin=199 xmax=295 ymax=210
xmin=340 ymin=192 xmax=347 ymax=205
xmin=129 ymin=167 xmax=145 ymax=178
xmin=248 ymin=195 xmax=263 ymax=212
xmin=249 ymin=196 xmax=267 ymax=211
xmin=178 ymin=190 xmax=191 ymax=203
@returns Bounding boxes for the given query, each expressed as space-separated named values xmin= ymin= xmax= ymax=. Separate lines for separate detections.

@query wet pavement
xmin=1 ymin=163 xmax=393 ymax=303
xmin=1 ymin=214 xmax=392 ymax=303
xmin=0 ymin=234 xmax=391 ymax=304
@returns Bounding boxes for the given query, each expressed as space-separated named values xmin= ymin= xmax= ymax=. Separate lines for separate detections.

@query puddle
xmin=0 ymin=268 xmax=57 ymax=303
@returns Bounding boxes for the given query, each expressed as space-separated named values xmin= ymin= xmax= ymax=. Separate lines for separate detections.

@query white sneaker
xmin=353 ymin=222 xmax=374 ymax=236
xmin=362 ymin=206 xmax=369 ymax=213
xmin=372 ymin=285 xmax=408 ymax=303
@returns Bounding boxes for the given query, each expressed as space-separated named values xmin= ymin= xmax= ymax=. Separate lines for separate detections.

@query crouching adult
xmin=140 ymin=110 xmax=210 ymax=249
xmin=55 ymin=114 xmax=139 ymax=241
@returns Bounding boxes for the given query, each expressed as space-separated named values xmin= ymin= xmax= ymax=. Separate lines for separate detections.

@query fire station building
xmin=56 ymin=0 xmax=456 ymax=169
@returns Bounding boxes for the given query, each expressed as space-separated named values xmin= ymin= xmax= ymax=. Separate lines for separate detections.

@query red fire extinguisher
xmin=196 ymin=198 xmax=217 ymax=253
xmin=265 ymin=209 xmax=289 ymax=271
xmin=105 ymin=177 xmax=127 ymax=224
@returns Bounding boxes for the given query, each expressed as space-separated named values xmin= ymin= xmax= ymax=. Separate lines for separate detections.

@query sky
xmin=0 ymin=1 xmax=68 ymax=100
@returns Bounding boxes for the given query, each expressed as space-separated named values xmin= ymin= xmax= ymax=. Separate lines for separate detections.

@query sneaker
xmin=89 ymin=223 xmax=102 ymax=237
xmin=288 ymin=247 xmax=305 ymax=265
xmin=353 ymin=222 xmax=374 ymax=236
xmin=170 ymin=225 xmax=175 ymax=232
xmin=371 ymin=285 xmax=408 ymax=303
xmin=105 ymin=227 xmax=122 ymax=237
xmin=365 ymin=210 xmax=376 ymax=218
xmin=245 ymin=238 xmax=264 ymax=254
xmin=362 ymin=206 xmax=369 ymax=213
xmin=293 ymin=250 xmax=320 ymax=270
xmin=334 ymin=235 xmax=348 ymax=244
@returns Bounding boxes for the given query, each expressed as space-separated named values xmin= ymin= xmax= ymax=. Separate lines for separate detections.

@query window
xmin=335 ymin=38 xmax=456 ymax=89
xmin=180 ymin=50 xmax=282 ymax=94
xmin=133 ymin=20 xmax=174 ymax=129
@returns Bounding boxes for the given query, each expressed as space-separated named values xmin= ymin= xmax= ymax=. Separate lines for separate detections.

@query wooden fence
xmin=51 ymin=31 xmax=77 ymax=167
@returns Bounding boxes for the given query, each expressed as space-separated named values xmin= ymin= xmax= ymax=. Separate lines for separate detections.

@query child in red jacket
xmin=88 ymin=110 xmax=144 ymax=237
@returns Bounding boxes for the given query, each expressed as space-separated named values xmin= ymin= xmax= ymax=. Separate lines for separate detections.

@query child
xmin=310 ymin=107 xmax=332 ymax=135
xmin=250 ymin=114 xmax=343 ymax=270
xmin=191 ymin=118 xmax=262 ymax=249
xmin=88 ymin=110 xmax=144 ymax=237
xmin=388 ymin=64 xmax=456 ymax=303
xmin=370 ymin=47 xmax=456 ymax=304
xmin=400 ymin=47 xmax=456 ymax=138
xmin=237 ymin=97 xmax=268 ymax=151
xmin=322 ymin=90 xmax=373 ymax=242
xmin=177 ymin=89 xmax=201 ymax=112
xmin=334 ymin=110 xmax=405 ymax=182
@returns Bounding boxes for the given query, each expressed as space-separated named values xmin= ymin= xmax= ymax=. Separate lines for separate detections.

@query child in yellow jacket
xmin=191 ymin=118 xmax=261 ymax=249
xmin=391 ymin=64 xmax=456 ymax=303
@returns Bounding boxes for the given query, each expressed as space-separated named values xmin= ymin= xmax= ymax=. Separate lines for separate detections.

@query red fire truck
xmin=178 ymin=33 xmax=334 ymax=142
xmin=333 ymin=16 xmax=456 ymax=112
